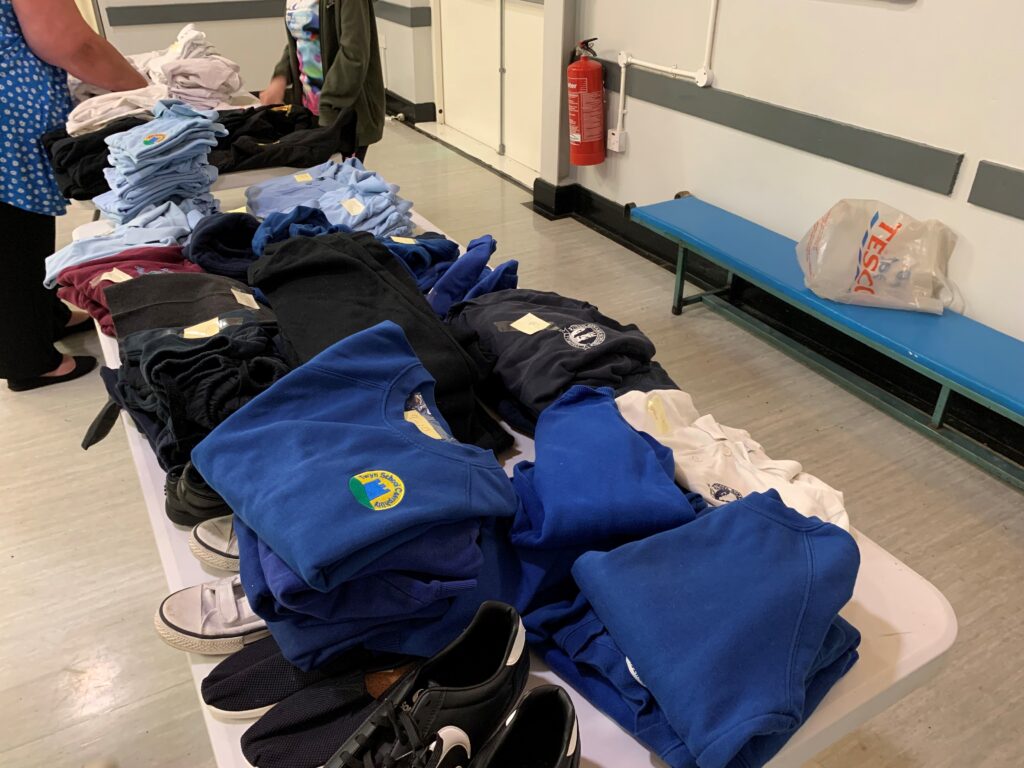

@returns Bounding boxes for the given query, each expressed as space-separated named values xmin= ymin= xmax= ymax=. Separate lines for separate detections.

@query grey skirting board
xmin=968 ymin=161 xmax=1024 ymax=221
xmin=107 ymin=0 xmax=431 ymax=28
xmin=600 ymin=59 xmax=963 ymax=195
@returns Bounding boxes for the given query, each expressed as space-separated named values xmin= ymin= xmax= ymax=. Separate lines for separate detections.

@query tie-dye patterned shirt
xmin=286 ymin=0 xmax=323 ymax=114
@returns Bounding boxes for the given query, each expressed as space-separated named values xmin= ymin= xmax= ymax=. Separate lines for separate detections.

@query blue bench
xmin=630 ymin=194 xmax=1024 ymax=489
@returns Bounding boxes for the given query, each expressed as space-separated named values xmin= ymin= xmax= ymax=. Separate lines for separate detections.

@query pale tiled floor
xmin=1 ymin=121 xmax=1022 ymax=767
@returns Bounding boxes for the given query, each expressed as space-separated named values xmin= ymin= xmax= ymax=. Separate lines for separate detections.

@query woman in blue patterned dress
xmin=1 ymin=0 xmax=144 ymax=391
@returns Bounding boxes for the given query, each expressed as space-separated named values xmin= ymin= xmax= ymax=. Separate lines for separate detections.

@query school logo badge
xmin=142 ymin=133 xmax=167 ymax=146
xmin=562 ymin=323 xmax=606 ymax=350
xmin=348 ymin=470 xmax=405 ymax=510
xmin=709 ymin=482 xmax=743 ymax=503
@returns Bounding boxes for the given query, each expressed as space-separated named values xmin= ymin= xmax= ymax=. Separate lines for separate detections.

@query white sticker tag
xmin=510 ymin=313 xmax=553 ymax=335
xmin=293 ymin=172 xmax=313 ymax=183
xmin=341 ymin=198 xmax=365 ymax=216
xmin=98 ymin=268 xmax=133 ymax=284
xmin=231 ymin=288 xmax=259 ymax=309
xmin=183 ymin=317 xmax=221 ymax=339
xmin=390 ymin=236 xmax=417 ymax=245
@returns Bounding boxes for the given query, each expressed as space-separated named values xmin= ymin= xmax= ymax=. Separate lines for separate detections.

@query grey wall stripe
xmin=375 ymin=2 xmax=432 ymax=27
xmin=107 ymin=1 xmax=285 ymax=27
xmin=108 ymin=0 xmax=431 ymax=28
xmin=968 ymin=161 xmax=1024 ymax=221
xmin=600 ymin=59 xmax=963 ymax=195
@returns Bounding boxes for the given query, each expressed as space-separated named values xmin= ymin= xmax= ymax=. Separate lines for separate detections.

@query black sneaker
xmin=470 ymin=686 xmax=580 ymax=768
xmin=325 ymin=601 xmax=529 ymax=768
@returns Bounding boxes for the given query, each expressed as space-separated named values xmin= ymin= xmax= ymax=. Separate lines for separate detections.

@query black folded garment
xmin=249 ymin=231 xmax=512 ymax=453
xmin=184 ymin=212 xmax=262 ymax=281
xmin=40 ymin=116 xmax=148 ymax=200
xmin=41 ymin=104 xmax=340 ymax=201
xmin=86 ymin=315 xmax=289 ymax=470
xmin=210 ymin=105 xmax=357 ymax=173
xmin=449 ymin=288 xmax=678 ymax=432
xmin=104 ymin=272 xmax=275 ymax=338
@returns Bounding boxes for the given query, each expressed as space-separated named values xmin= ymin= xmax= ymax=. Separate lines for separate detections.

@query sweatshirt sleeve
xmin=318 ymin=0 xmax=373 ymax=125
xmin=272 ymin=44 xmax=292 ymax=81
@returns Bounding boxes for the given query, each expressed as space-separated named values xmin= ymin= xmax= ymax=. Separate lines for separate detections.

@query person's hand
xmin=259 ymin=75 xmax=287 ymax=106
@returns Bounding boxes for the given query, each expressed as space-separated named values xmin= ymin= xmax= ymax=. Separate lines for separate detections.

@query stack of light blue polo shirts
xmin=245 ymin=158 xmax=414 ymax=238
xmin=92 ymin=99 xmax=225 ymax=224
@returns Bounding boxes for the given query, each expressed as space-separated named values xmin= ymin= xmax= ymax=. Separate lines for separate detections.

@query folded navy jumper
xmin=449 ymin=288 xmax=678 ymax=429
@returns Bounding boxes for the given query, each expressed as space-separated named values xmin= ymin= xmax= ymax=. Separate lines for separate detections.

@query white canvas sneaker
xmin=189 ymin=515 xmax=240 ymax=572
xmin=155 ymin=574 xmax=269 ymax=655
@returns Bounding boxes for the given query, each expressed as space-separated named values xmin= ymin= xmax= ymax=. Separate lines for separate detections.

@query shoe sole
xmin=153 ymin=610 xmax=269 ymax=655
xmin=188 ymin=531 xmax=240 ymax=572
xmin=205 ymin=702 xmax=275 ymax=722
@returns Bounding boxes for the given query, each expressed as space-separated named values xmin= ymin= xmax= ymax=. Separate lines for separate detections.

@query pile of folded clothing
xmin=65 ymin=24 xmax=255 ymax=135
xmin=54 ymin=245 xmax=204 ymax=336
xmin=163 ymin=55 xmax=243 ymax=109
xmin=66 ymin=84 xmax=169 ymax=136
xmin=41 ymin=117 xmax=148 ymax=199
xmin=85 ymin=274 xmax=285 ymax=470
xmin=191 ymin=321 xmax=520 ymax=670
xmin=245 ymin=158 xmax=414 ymax=238
xmin=44 ymin=200 xmax=205 ymax=288
xmin=449 ymin=288 xmax=679 ymax=431
xmin=247 ymin=230 xmax=511 ymax=451
xmin=43 ymin=105 xmax=342 ymax=201
xmin=92 ymin=100 xmax=225 ymax=223
xmin=130 ymin=23 xmax=217 ymax=85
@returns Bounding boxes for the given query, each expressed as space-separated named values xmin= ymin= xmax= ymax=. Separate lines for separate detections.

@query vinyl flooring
xmin=1 ymin=120 xmax=1021 ymax=768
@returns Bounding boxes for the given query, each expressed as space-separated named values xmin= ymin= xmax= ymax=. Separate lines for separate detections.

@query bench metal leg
xmin=930 ymin=385 xmax=952 ymax=428
xmin=700 ymin=294 xmax=1024 ymax=492
xmin=672 ymin=249 xmax=732 ymax=315
xmin=672 ymin=246 xmax=687 ymax=315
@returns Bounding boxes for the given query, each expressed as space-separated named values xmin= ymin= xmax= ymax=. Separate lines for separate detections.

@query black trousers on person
xmin=0 ymin=201 xmax=70 ymax=380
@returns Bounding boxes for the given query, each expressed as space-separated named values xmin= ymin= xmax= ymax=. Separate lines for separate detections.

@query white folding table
xmin=94 ymin=209 xmax=957 ymax=768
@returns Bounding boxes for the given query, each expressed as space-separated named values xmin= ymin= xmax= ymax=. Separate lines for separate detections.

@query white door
xmin=437 ymin=0 xmax=502 ymax=150
xmin=502 ymin=0 xmax=544 ymax=172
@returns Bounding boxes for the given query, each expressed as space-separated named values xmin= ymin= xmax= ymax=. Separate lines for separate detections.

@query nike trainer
xmin=325 ymin=601 xmax=529 ymax=768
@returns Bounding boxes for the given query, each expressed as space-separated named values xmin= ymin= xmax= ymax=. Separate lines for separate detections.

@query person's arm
xmin=259 ymin=45 xmax=292 ymax=105
xmin=319 ymin=0 xmax=373 ymax=125
xmin=12 ymin=0 xmax=147 ymax=91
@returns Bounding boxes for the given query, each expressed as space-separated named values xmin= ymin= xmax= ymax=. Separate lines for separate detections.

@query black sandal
xmin=7 ymin=355 xmax=98 ymax=392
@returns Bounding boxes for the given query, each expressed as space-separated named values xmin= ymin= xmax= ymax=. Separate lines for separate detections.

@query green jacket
xmin=273 ymin=0 xmax=385 ymax=147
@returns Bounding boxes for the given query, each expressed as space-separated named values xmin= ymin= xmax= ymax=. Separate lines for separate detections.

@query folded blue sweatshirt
xmin=381 ymin=233 xmax=460 ymax=291
xmin=255 ymin=520 xmax=483 ymax=621
xmin=572 ymin=491 xmax=861 ymax=768
xmin=251 ymin=206 xmax=349 ymax=256
xmin=236 ymin=517 xmax=452 ymax=670
xmin=192 ymin=320 xmax=518 ymax=591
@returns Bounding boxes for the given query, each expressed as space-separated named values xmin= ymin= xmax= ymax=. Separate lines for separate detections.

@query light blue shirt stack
xmin=92 ymin=100 xmax=226 ymax=223
xmin=245 ymin=158 xmax=414 ymax=238
xmin=43 ymin=200 xmax=205 ymax=288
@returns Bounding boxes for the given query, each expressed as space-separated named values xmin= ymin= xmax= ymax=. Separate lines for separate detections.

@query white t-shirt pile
xmin=65 ymin=24 xmax=256 ymax=136
xmin=616 ymin=389 xmax=850 ymax=530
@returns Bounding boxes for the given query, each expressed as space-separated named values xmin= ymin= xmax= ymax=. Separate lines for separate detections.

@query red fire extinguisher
xmin=568 ymin=38 xmax=605 ymax=166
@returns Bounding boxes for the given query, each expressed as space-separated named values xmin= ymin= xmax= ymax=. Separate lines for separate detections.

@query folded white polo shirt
xmin=616 ymin=389 xmax=849 ymax=530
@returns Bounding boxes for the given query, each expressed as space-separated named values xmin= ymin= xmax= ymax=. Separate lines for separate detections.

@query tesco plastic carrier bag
xmin=796 ymin=199 xmax=961 ymax=314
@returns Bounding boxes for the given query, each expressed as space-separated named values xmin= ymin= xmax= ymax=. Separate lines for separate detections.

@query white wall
xmin=565 ymin=0 xmax=1024 ymax=340
xmin=376 ymin=0 xmax=435 ymax=104
xmin=98 ymin=0 xmax=283 ymax=85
